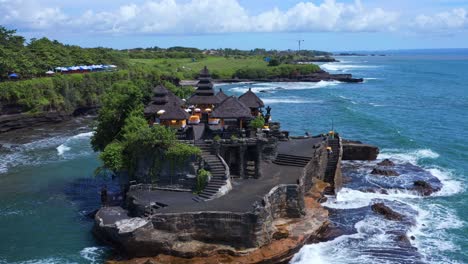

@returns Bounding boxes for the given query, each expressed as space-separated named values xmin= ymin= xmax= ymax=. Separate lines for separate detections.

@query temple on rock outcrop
xmin=93 ymin=66 xmax=347 ymax=263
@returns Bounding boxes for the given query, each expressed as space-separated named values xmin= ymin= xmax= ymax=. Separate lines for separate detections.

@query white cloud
xmin=0 ymin=0 xmax=68 ymax=30
xmin=413 ymin=8 xmax=467 ymax=31
xmin=1 ymin=0 xmax=466 ymax=36
xmin=0 ymin=0 xmax=400 ymax=34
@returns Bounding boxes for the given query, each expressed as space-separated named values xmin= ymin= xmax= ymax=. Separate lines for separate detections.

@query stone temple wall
xmin=142 ymin=145 xmax=327 ymax=250
xmin=94 ymin=142 xmax=330 ymax=256
xmin=301 ymin=142 xmax=329 ymax=192
xmin=150 ymin=211 xmax=262 ymax=248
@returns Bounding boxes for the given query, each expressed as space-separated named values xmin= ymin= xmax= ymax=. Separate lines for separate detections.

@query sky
xmin=1 ymin=0 xmax=468 ymax=51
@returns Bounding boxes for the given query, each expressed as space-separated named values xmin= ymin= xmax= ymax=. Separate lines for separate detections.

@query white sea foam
xmin=378 ymin=148 xmax=440 ymax=164
xmin=56 ymin=144 xmax=71 ymax=155
xmin=323 ymin=187 xmax=421 ymax=210
xmin=408 ymin=202 xmax=465 ymax=264
xmin=379 ymin=148 xmax=463 ymax=196
xmin=80 ymin=246 xmax=107 ymax=263
xmin=0 ymin=131 xmax=95 ymax=174
xmin=292 ymin=214 xmax=408 ymax=264
xmin=321 ymin=62 xmax=378 ymax=72
xmin=230 ymin=81 xmax=340 ymax=93
xmin=56 ymin=131 xmax=94 ymax=156
xmin=369 ymin=102 xmax=386 ymax=107
xmin=338 ymin=95 xmax=358 ymax=105
xmin=426 ymin=167 xmax=464 ymax=196
xmin=2 ymin=258 xmax=77 ymax=264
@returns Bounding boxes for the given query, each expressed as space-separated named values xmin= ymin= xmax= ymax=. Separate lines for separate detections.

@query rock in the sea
xmin=371 ymin=203 xmax=404 ymax=221
xmin=377 ymin=159 xmax=395 ymax=167
xmin=370 ymin=168 xmax=399 ymax=176
xmin=361 ymin=188 xmax=389 ymax=195
xmin=342 ymin=141 xmax=379 ymax=160
xmin=395 ymin=234 xmax=411 ymax=247
xmin=413 ymin=180 xmax=436 ymax=196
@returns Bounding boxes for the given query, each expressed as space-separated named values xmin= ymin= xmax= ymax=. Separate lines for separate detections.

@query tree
xmin=91 ymin=81 xmax=144 ymax=151
xmin=268 ymin=58 xmax=280 ymax=66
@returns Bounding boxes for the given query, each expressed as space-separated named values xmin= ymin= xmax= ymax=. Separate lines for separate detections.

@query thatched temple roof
xmin=158 ymin=102 xmax=190 ymax=120
xmin=216 ymin=89 xmax=228 ymax=101
xmin=239 ymin=87 xmax=264 ymax=109
xmin=144 ymin=85 xmax=186 ymax=118
xmin=211 ymin=96 xmax=252 ymax=119
xmin=187 ymin=66 xmax=220 ymax=105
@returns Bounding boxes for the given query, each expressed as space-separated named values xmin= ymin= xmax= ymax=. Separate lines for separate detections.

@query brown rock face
xmin=370 ymin=168 xmax=400 ymax=176
xmin=377 ymin=159 xmax=395 ymax=167
xmin=371 ymin=203 xmax=404 ymax=221
xmin=413 ymin=180 xmax=436 ymax=196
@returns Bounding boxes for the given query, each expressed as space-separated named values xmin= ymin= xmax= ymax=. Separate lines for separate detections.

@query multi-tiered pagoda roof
xmin=187 ymin=66 xmax=221 ymax=105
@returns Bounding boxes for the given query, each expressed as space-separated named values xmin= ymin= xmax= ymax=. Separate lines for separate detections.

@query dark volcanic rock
xmin=361 ymin=188 xmax=389 ymax=195
xmin=371 ymin=203 xmax=403 ymax=221
xmin=342 ymin=141 xmax=379 ymax=160
xmin=370 ymin=168 xmax=399 ymax=176
xmin=377 ymin=159 xmax=395 ymax=167
xmin=0 ymin=112 xmax=71 ymax=133
xmin=413 ymin=180 xmax=438 ymax=196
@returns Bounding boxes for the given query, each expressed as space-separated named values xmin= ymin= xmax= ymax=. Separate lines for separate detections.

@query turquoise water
xmin=0 ymin=54 xmax=467 ymax=263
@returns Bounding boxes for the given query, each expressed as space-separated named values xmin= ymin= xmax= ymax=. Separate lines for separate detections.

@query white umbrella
xmin=194 ymin=108 xmax=201 ymax=112
xmin=45 ymin=70 xmax=54 ymax=75
xmin=157 ymin=110 xmax=166 ymax=115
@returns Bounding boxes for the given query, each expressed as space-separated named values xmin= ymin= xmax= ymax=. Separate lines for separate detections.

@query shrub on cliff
xmin=98 ymin=113 xmax=200 ymax=178
xmin=91 ymin=82 xmax=144 ymax=151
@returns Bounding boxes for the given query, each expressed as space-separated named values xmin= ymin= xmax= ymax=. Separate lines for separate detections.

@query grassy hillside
xmin=130 ymin=56 xmax=321 ymax=79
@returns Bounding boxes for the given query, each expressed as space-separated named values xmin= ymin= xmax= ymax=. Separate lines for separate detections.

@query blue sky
xmin=1 ymin=0 xmax=467 ymax=51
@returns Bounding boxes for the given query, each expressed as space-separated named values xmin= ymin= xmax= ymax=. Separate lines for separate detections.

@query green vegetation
xmin=0 ymin=25 xmax=325 ymax=115
xmin=130 ymin=56 xmax=321 ymax=79
xmin=92 ymin=80 xmax=199 ymax=177
xmin=0 ymin=66 xmax=164 ymax=113
xmin=249 ymin=116 xmax=266 ymax=130
xmin=0 ymin=26 xmax=126 ymax=79
xmin=196 ymin=169 xmax=211 ymax=194
xmin=96 ymin=111 xmax=200 ymax=178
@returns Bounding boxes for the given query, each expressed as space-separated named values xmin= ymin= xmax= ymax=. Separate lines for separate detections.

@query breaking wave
xmin=321 ymin=62 xmax=379 ymax=72
xmin=0 ymin=131 xmax=94 ymax=174
xmin=293 ymin=147 xmax=464 ymax=264
xmin=56 ymin=132 xmax=94 ymax=156
xmin=80 ymin=246 xmax=108 ymax=264
xmin=229 ymin=81 xmax=340 ymax=94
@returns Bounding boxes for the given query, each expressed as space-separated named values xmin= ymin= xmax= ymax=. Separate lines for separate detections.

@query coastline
xmin=180 ymin=71 xmax=364 ymax=86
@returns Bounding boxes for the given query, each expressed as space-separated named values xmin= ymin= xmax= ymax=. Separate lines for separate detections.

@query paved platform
xmin=127 ymin=137 xmax=323 ymax=214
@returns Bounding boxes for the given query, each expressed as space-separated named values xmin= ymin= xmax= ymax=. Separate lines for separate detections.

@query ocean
xmin=0 ymin=52 xmax=466 ymax=263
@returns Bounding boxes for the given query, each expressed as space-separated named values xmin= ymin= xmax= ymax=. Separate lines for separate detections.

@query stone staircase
xmin=272 ymin=154 xmax=311 ymax=167
xmin=193 ymin=142 xmax=229 ymax=202
xmin=324 ymin=137 xmax=341 ymax=195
